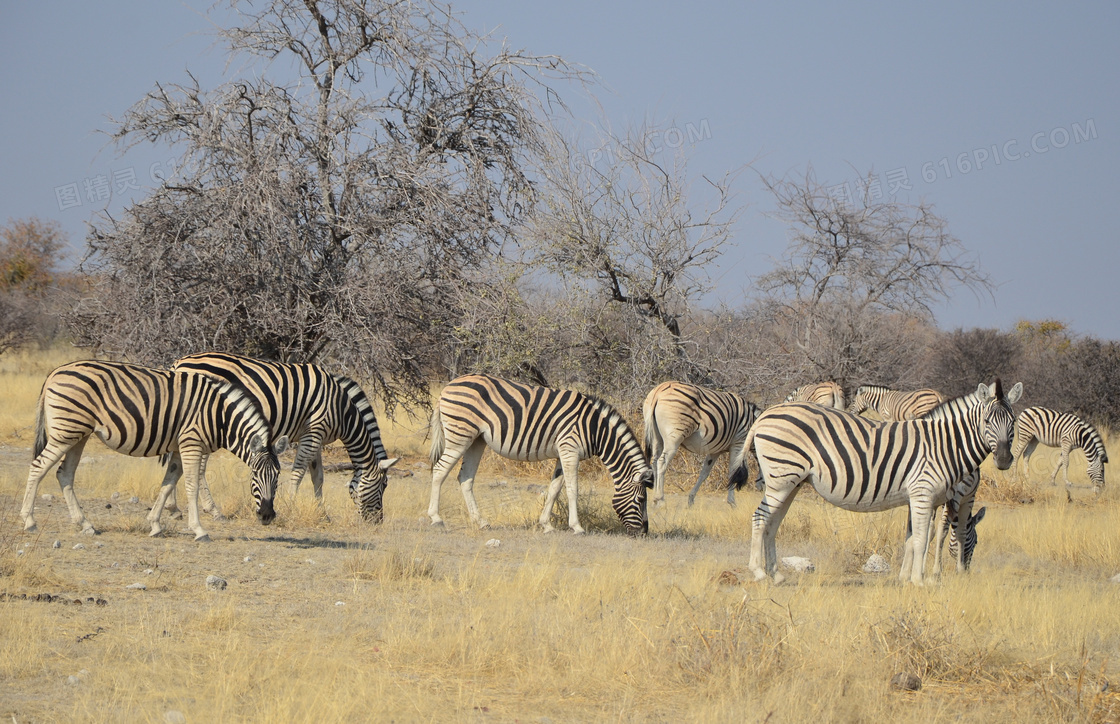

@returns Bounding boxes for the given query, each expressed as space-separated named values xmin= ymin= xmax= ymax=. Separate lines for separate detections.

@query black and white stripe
xmin=21 ymin=360 xmax=286 ymax=541
xmin=733 ymin=379 xmax=1022 ymax=584
xmin=1012 ymin=406 xmax=1108 ymax=489
xmin=642 ymin=381 xmax=760 ymax=506
xmin=848 ymin=385 xmax=945 ymax=421
xmin=428 ymin=374 xmax=653 ymax=535
xmin=784 ymin=381 xmax=846 ymax=410
xmin=172 ymin=353 xmax=398 ymax=522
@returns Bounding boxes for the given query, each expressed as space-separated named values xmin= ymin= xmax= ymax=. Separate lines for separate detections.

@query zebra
xmin=1011 ymin=407 xmax=1108 ymax=490
xmin=904 ymin=472 xmax=987 ymax=577
xmin=641 ymin=381 xmax=760 ymax=507
xmin=428 ymin=374 xmax=653 ymax=535
xmin=784 ymin=381 xmax=846 ymax=409
xmin=732 ymin=379 xmax=1022 ymax=584
xmin=848 ymin=385 xmax=945 ymax=421
xmin=169 ymin=352 xmax=399 ymax=522
xmin=20 ymin=360 xmax=288 ymax=541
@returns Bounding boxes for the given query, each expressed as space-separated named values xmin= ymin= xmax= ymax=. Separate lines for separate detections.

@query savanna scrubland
xmin=2 ymin=347 xmax=1118 ymax=723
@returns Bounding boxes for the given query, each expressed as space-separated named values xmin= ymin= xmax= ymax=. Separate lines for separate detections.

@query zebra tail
xmin=728 ymin=427 xmax=758 ymax=491
xmin=429 ymin=406 xmax=445 ymax=467
xmin=32 ymin=389 xmax=47 ymax=460
xmin=642 ymin=401 xmax=657 ymax=458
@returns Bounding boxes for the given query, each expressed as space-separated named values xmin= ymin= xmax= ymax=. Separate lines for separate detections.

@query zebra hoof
xmin=571 ymin=528 xmax=585 ymax=535
xmin=80 ymin=525 xmax=98 ymax=536
xmin=23 ymin=523 xmax=38 ymax=534
xmin=210 ymin=512 xmax=227 ymax=522
xmin=687 ymin=496 xmax=696 ymax=507
xmin=772 ymin=572 xmax=786 ymax=585
xmin=194 ymin=533 xmax=211 ymax=543
xmin=148 ymin=526 xmax=163 ymax=538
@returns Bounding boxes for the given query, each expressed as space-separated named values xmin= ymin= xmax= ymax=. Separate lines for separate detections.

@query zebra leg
xmin=456 ymin=439 xmax=490 ymax=529
xmin=307 ymin=450 xmax=331 ymax=522
xmin=1049 ymin=447 xmax=1067 ymax=486
xmin=22 ymin=437 xmax=78 ymax=533
xmin=1017 ymin=439 xmax=1038 ymax=482
xmin=148 ymin=452 xmax=183 ymax=537
xmin=55 ymin=437 xmax=96 ymax=535
xmin=539 ymin=464 xmax=566 ymax=533
xmin=653 ymin=436 xmax=682 ymax=505
xmin=179 ymin=446 xmax=211 ymax=541
xmin=1060 ymin=442 xmax=1074 ymax=488
xmin=287 ymin=433 xmax=322 ymax=496
xmin=900 ymin=505 xmax=916 ymax=580
xmin=559 ymin=453 xmax=585 ymax=534
xmin=196 ymin=455 xmax=226 ymax=521
xmin=428 ymin=442 xmax=470 ymax=527
xmin=902 ymin=495 xmax=936 ymax=585
xmin=687 ymin=455 xmax=717 ymax=507
xmin=748 ymin=481 xmax=801 ymax=583
xmin=931 ymin=504 xmax=951 ymax=577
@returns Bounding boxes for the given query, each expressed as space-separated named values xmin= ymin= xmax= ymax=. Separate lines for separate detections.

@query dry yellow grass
xmin=1 ymin=351 xmax=1119 ymax=722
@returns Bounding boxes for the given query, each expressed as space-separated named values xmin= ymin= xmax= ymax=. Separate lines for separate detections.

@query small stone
xmin=1110 ymin=573 xmax=1120 ymax=584
xmin=335 ymin=601 xmax=345 ymax=606
xmin=111 ymin=492 xmax=120 ymax=500
xmin=145 ymin=569 xmax=154 ymax=575
xmin=863 ymin=554 xmax=890 ymax=574
xmin=243 ymin=555 xmax=253 ymax=563
xmin=67 ymin=675 xmax=81 ymax=686
xmin=890 ymin=672 xmax=922 ymax=691
xmin=72 ymin=543 xmax=86 ymax=551
xmin=15 ymin=549 xmax=24 ymax=556
xmin=164 ymin=711 xmax=187 ymax=724
xmin=41 ymin=493 xmax=53 ymax=502
xmin=485 ymin=539 xmax=501 ymax=548
xmin=105 ymin=503 xmax=112 ymax=509
xmin=305 ymin=559 xmax=315 ymax=565
xmin=94 ymin=542 xmax=105 ymax=548
xmin=52 ymin=540 xmax=61 ymax=549
xmin=129 ymin=496 xmax=140 ymax=504
xmin=205 ymin=575 xmax=227 ymax=591
xmin=126 ymin=583 xmax=147 ymax=590
xmin=780 ymin=556 xmax=815 ymax=573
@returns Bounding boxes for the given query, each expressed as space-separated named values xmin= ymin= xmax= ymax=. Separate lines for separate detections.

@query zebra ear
xmin=272 ymin=435 xmax=290 ymax=455
xmin=972 ymin=506 xmax=987 ymax=525
xmin=1005 ymin=382 xmax=1023 ymax=405
xmin=975 ymin=383 xmax=993 ymax=401
xmin=379 ymin=457 xmax=399 ymax=471
xmin=249 ymin=434 xmax=266 ymax=453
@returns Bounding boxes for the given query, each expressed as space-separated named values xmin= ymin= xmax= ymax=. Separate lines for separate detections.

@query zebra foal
xmin=734 ymin=379 xmax=1022 ymax=584
xmin=1011 ymin=407 xmax=1108 ymax=490
xmin=170 ymin=352 xmax=399 ymax=522
xmin=642 ymin=381 xmax=760 ymax=506
xmin=429 ymin=375 xmax=653 ymax=535
xmin=848 ymin=385 xmax=945 ymax=421
xmin=784 ymin=381 xmax=846 ymax=409
xmin=21 ymin=360 xmax=288 ymax=541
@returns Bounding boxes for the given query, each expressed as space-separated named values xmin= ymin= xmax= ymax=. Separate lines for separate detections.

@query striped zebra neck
xmin=211 ymin=379 xmax=271 ymax=458
xmin=585 ymin=399 xmax=647 ymax=486
xmin=332 ymin=375 xmax=389 ymax=462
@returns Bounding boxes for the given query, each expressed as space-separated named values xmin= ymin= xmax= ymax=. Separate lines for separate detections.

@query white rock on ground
xmin=1110 ymin=573 xmax=1120 ymax=584
xmin=862 ymin=554 xmax=890 ymax=574
xmin=780 ymin=556 xmax=815 ymax=572
xmin=485 ymin=539 xmax=501 ymax=548
xmin=205 ymin=575 xmax=227 ymax=591
xmin=126 ymin=583 xmax=147 ymax=590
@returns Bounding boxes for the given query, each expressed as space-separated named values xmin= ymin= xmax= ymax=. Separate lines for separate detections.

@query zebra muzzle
xmin=257 ymin=499 xmax=276 ymax=525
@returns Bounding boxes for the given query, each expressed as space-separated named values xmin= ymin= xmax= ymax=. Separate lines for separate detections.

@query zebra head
xmin=847 ymin=386 xmax=870 ymax=415
xmin=946 ymin=501 xmax=987 ymax=571
xmin=349 ymin=457 xmax=400 ymax=523
xmin=975 ymin=379 xmax=1023 ymax=470
xmin=1087 ymin=447 xmax=1107 ymax=489
xmin=613 ymin=468 xmax=653 ymax=536
xmin=246 ymin=433 xmax=289 ymax=524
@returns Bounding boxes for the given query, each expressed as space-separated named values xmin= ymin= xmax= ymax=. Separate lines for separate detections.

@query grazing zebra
xmin=784 ymin=381 xmax=846 ymax=409
xmin=733 ymin=379 xmax=1022 ymax=584
xmin=170 ymin=352 xmax=399 ymax=522
xmin=904 ymin=473 xmax=987 ymax=577
xmin=1011 ymin=407 xmax=1108 ymax=489
xmin=848 ymin=385 xmax=945 ymax=421
xmin=428 ymin=375 xmax=653 ymax=535
xmin=20 ymin=360 xmax=287 ymax=541
xmin=642 ymin=381 xmax=761 ymax=507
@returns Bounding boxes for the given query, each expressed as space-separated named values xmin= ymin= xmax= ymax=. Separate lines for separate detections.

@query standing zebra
xmin=733 ymin=379 xmax=1022 ymax=584
xmin=642 ymin=381 xmax=760 ymax=506
xmin=170 ymin=352 xmax=399 ymax=522
xmin=848 ymin=385 xmax=945 ymax=421
xmin=428 ymin=375 xmax=653 ymax=535
xmin=1011 ymin=407 xmax=1108 ymax=490
xmin=21 ymin=361 xmax=287 ymax=541
xmin=784 ymin=381 xmax=846 ymax=409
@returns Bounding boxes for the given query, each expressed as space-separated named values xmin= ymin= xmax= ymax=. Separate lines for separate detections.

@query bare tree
xmin=523 ymin=126 xmax=741 ymax=381
xmin=0 ymin=217 xmax=73 ymax=351
xmin=69 ymin=0 xmax=585 ymax=411
xmin=753 ymin=168 xmax=993 ymax=389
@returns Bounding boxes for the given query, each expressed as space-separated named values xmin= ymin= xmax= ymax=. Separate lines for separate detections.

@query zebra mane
xmin=921 ymin=391 xmax=983 ymax=420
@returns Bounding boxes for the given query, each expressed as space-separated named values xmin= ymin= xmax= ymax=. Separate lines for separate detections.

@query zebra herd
xmin=18 ymin=357 xmax=1110 ymax=584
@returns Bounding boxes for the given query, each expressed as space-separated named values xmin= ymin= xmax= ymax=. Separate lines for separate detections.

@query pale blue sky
xmin=2 ymin=2 xmax=1117 ymax=336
